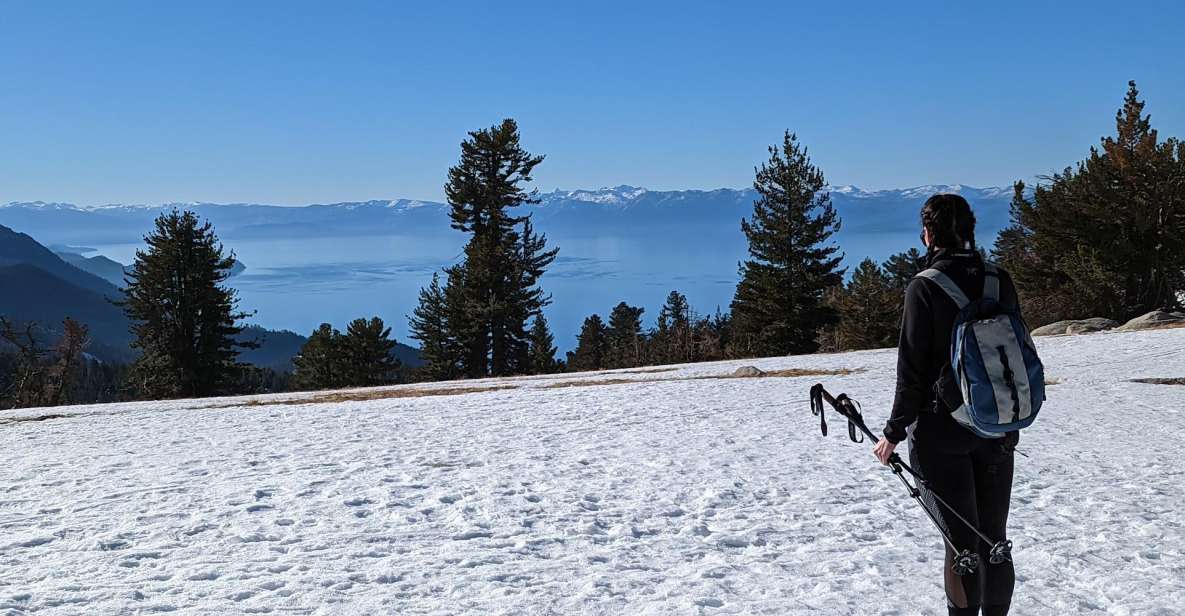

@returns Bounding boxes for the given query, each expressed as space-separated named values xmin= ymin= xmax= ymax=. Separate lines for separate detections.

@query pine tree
xmin=650 ymin=290 xmax=692 ymax=364
xmin=994 ymin=81 xmax=1185 ymax=324
xmin=882 ymin=247 xmax=924 ymax=292
xmin=567 ymin=314 xmax=607 ymax=372
xmin=504 ymin=218 xmax=559 ymax=374
xmin=526 ymin=313 xmax=559 ymax=374
xmin=729 ymin=131 xmax=844 ymax=358
xmin=433 ymin=118 xmax=558 ymax=378
xmin=340 ymin=317 xmax=401 ymax=387
xmin=830 ymin=259 xmax=899 ymax=351
xmin=121 ymin=209 xmax=254 ymax=399
xmin=408 ymin=272 xmax=462 ymax=381
xmin=877 ymin=246 xmax=927 ymax=335
xmin=292 ymin=323 xmax=344 ymax=390
xmin=605 ymin=302 xmax=645 ymax=368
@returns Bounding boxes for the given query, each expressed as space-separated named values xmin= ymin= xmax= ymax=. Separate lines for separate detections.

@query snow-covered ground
xmin=2 ymin=329 xmax=1184 ymax=615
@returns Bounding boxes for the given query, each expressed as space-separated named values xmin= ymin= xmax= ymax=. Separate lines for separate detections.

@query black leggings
xmin=909 ymin=434 xmax=1016 ymax=614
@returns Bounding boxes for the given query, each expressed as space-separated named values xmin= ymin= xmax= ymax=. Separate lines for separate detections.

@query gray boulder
xmin=1065 ymin=318 xmax=1120 ymax=334
xmin=1032 ymin=318 xmax=1119 ymax=336
xmin=732 ymin=366 xmax=766 ymax=378
xmin=1031 ymin=320 xmax=1074 ymax=336
xmin=1117 ymin=310 xmax=1185 ymax=331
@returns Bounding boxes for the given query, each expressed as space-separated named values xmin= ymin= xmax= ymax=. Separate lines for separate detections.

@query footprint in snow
xmin=11 ymin=536 xmax=53 ymax=549
xmin=716 ymin=535 xmax=749 ymax=548
xmin=99 ymin=539 xmax=131 ymax=551
xmin=452 ymin=530 xmax=493 ymax=541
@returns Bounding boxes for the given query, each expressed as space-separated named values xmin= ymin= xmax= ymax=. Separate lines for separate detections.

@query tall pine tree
xmin=432 ymin=119 xmax=558 ymax=378
xmin=121 ymin=209 xmax=253 ymax=399
xmin=730 ymin=132 xmax=844 ymax=357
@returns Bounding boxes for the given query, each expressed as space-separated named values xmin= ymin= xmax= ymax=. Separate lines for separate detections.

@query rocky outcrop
xmin=1032 ymin=318 xmax=1119 ymax=336
xmin=1116 ymin=310 xmax=1185 ymax=332
xmin=1065 ymin=318 xmax=1120 ymax=334
xmin=732 ymin=366 xmax=767 ymax=378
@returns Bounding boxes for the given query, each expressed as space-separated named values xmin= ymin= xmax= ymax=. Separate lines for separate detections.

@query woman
xmin=872 ymin=193 xmax=1019 ymax=616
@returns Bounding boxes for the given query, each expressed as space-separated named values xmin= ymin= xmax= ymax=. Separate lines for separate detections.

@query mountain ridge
xmin=0 ymin=223 xmax=423 ymax=371
xmin=1 ymin=183 xmax=1016 ymax=212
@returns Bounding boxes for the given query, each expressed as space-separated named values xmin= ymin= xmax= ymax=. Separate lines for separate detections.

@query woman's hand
xmin=873 ymin=438 xmax=897 ymax=466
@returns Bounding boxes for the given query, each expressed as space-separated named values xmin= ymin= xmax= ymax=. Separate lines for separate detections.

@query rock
xmin=1065 ymin=318 xmax=1119 ymax=334
xmin=1032 ymin=318 xmax=1119 ymax=336
xmin=1117 ymin=310 xmax=1185 ymax=331
xmin=1031 ymin=320 xmax=1074 ymax=336
xmin=732 ymin=366 xmax=766 ymax=378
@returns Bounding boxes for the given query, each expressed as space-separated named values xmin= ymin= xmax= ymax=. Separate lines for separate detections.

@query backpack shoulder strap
xmin=916 ymin=268 xmax=970 ymax=309
xmin=983 ymin=262 xmax=1001 ymax=301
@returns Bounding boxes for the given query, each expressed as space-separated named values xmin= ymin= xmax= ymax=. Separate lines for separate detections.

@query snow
xmin=820 ymin=185 xmax=1017 ymax=202
xmin=540 ymin=186 xmax=650 ymax=205
xmin=2 ymin=328 xmax=1183 ymax=614
xmin=0 ymin=202 xmax=84 ymax=211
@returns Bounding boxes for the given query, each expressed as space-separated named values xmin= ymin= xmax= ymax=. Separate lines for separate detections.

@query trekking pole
xmin=809 ymin=384 xmax=1013 ymax=573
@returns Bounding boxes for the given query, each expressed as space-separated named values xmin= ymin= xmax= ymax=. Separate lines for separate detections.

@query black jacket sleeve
xmin=998 ymin=268 xmax=1020 ymax=311
xmin=884 ymin=278 xmax=932 ymax=444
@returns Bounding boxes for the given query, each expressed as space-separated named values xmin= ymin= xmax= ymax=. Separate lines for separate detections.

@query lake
xmin=89 ymin=224 xmax=931 ymax=353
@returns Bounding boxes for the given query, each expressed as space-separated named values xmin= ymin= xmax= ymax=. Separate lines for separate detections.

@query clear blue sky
xmin=2 ymin=1 xmax=1182 ymax=206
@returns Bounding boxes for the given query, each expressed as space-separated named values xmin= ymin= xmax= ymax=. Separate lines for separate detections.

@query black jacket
xmin=882 ymin=247 xmax=1020 ymax=448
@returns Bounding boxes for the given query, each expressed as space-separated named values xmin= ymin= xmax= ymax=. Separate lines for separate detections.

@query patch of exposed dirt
xmin=241 ymin=384 xmax=521 ymax=407
xmin=540 ymin=379 xmax=644 ymax=390
xmin=1131 ymin=378 xmax=1185 ymax=386
xmin=539 ymin=367 xmax=860 ymax=390
xmin=720 ymin=368 xmax=860 ymax=379
xmin=609 ymin=367 xmax=681 ymax=375
xmin=0 ymin=413 xmax=71 ymax=426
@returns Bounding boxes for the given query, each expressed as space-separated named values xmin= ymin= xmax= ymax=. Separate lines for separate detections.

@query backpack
xmin=916 ymin=262 xmax=1045 ymax=438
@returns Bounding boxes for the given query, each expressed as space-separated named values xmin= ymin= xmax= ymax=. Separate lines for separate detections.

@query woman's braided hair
xmin=921 ymin=193 xmax=977 ymax=249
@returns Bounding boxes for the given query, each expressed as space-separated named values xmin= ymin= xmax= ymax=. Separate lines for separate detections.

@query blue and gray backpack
xmin=917 ymin=262 xmax=1045 ymax=438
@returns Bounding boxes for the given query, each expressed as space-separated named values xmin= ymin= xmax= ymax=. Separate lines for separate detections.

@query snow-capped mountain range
xmin=2 ymin=183 xmax=1013 ymax=211
xmin=0 ymin=184 xmax=1016 ymax=247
